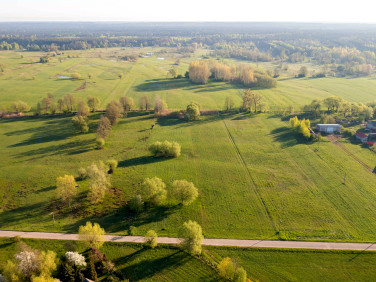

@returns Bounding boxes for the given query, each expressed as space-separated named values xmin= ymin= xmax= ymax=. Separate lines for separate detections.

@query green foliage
xmin=172 ymin=180 xmax=199 ymax=205
xmin=119 ymin=96 xmax=134 ymax=112
xmin=106 ymin=100 xmax=124 ymax=125
xmin=185 ymin=102 xmax=200 ymax=120
xmin=78 ymin=167 xmax=87 ymax=179
xmin=70 ymin=73 xmax=81 ymax=80
xmin=97 ymin=115 xmax=112 ymax=139
xmin=39 ymin=56 xmax=49 ymax=63
xmin=234 ymin=267 xmax=247 ymax=282
xmin=106 ymin=159 xmax=118 ymax=172
xmin=141 ymin=177 xmax=167 ymax=205
xmin=218 ymin=257 xmax=235 ymax=280
xmin=128 ymin=226 xmax=137 ymax=236
xmin=149 ymin=140 xmax=181 ymax=158
xmin=129 ymin=195 xmax=144 ymax=213
xmin=179 ymin=220 xmax=204 ymax=256
xmin=78 ymin=221 xmax=105 ymax=250
xmin=56 ymin=175 xmax=77 ymax=207
xmin=143 ymin=230 xmax=158 ymax=248
xmin=10 ymin=100 xmax=31 ymax=113
xmin=72 ymin=115 xmax=89 ymax=133
xmin=87 ymin=96 xmax=100 ymax=112
xmin=96 ymin=138 xmax=105 ymax=149
xmin=289 ymin=116 xmax=311 ymax=140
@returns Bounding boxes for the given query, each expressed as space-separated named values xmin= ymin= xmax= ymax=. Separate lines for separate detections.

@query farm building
xmin=355 ymin=132 xmax=368 ymax=143
xmin=316 ymin=124 xmax=341 ymax=134
xmin=366 ymin=121 xmax=376 ymax=131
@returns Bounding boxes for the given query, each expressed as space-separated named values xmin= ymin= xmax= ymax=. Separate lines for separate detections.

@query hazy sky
xmin=1 ymin=0 xmax=376 ymax=22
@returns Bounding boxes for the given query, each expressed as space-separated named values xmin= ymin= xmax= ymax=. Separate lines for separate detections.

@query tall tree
xmin=56 ymin=175 xmax=77 ymax=207
xmin=87 ymin=96 xmax=100 ymax=112
xmin=105 ymin=100 xmax=124 ymax=125
xmin=78 ymin=222 xmax=105 ymax=250
xmin=179 ymin=220 xmax=204 ymax=255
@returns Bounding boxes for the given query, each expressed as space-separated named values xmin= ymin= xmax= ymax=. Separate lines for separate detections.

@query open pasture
xmin=1 ymin=49 xmax=376 ymax=112
xmin=0 ymin=110 xmax=375 ymax=242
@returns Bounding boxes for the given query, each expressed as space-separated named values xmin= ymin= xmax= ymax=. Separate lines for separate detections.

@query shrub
xmin=78 ymin=167 xmax=87 ymax=179
xmin=128 ymin=226 xmax=137 ymax=236
xmin=70 ymin=73 xmax=81 ymax=80
xmin=185 ymin=102 xmax=200 ymax=121
xmin=65 ymin=252 xmax=87 ymax=267
xmin=106 ymin=159 xmax=118 ymax=174
xmin=218 ymin=257 xmax=235 ymax=280
xmin=143 ymin=230 xmax=158 ymax=248
xmin=72 ymin=115 xmax=89 ymax=133
xmin=129 ymin=195 xmax=144 ymax=213
xmin=172 ymin=180 xmax=198 ymax=205
xmin=234 ymin=267 xmax=247 ymax=282
xmin=96 ymin=138 xmax=105 ymax=149
xmin=149 ymin=141 xmax=181 ymax=158
xmin=141 ymin=177 xmax=167 ymax=205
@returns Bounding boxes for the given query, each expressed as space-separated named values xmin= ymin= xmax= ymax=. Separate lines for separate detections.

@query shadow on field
xmin=156 ymin=114 xmax=223 ymax=129
xmin=0 ymin=202 xmax=49 ymax=229
xmin=5 ymin=116 xmax=74 ymax=147
xmin=11 ymin=139 xmax=93 ymax=160
xmin=118 ymin=156 xmax=168 ymax=168
xmin=135 ymin=78 xmax=192 ymax=92
xmin=269 ymin=126 xmax=300 ymax=148
xmin=118 ymin=250 xmax=209 ymax=281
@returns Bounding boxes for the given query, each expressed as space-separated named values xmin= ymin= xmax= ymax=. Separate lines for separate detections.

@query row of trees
xmin=303 ymin=96 xmax=375 ymax=120
xmin=289 ymin=116 xmax=311 ymax=139
xmin=2 ymin=222 xmax=121 ymax=281
xmin=57 ymin=160 xmax=116 ymax=207
xmin=135 ymin=176 xmax=199 ymax=207
xmin=188 ymin=60 xmax=277 ymax=88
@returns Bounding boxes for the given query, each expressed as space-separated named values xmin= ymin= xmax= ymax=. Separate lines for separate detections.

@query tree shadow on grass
xmin=118 ymin=250 xmax=204 ymax=281
xmin=118 ymin=156 xmax=169 ymax=168
xmin=135 ymin=78 xmax=192 ymax=92
xmin=11 ymin=139 xmax=93 ymax=161
xmin=0 ymin=202 xmax=51 ymax=229
xmin=6 ymin=117 xmax=75 ymax=147
xmin=269 ymin=126 xmax=300 ymax=148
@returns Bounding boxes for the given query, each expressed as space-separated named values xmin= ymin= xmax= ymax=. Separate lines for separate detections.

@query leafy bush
xmin=149 ymin=141 xmax=181 ymax=158
xmin=96 ymin=138 xmax=105 ymax=149
xmin=143 ymin=230 xmax=158 ymax=248
xmin=141 ymin=177 xmax=167 ymax=205
xmin=129 ymin=195 xmax=144 ymax=213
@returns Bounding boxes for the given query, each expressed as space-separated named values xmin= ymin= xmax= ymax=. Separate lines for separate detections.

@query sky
xmin=1 ymin=0 xmax=376 ymax=23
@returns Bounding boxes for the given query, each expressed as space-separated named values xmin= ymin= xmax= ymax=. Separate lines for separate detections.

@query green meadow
xmin=1 ymin=49 xmax=376 ymax=111
xmin=0 ymin=111 xmax=375 ymax=241
xmin=1 ymin=237 xmax=376 ymax=281
xmin=0 ymin=48 xmax=375 ymax=242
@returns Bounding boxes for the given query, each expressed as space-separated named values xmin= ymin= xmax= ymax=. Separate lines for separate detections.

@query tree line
xmin=188 ymin=60 xmax=277 ymax=88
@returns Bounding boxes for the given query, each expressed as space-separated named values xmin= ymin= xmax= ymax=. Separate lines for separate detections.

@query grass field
xmin=1 ymin=48 xmax=376 ymax=112
xmin=208 ymin=246 xmax=376 ymax=281
xmin=0 ymin=111 xmax=375 ymax=241
xmin=1 ymin=237 xmax=376 ymax=281
xmin=0 ymin=238 xmax=220 ymax=281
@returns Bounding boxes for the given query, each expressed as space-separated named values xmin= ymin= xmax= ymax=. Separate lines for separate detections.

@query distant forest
xmin=2 ymin=22 xmax=376 ymax=76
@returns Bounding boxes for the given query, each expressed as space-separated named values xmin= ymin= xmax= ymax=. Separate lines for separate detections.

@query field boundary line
xmin=327 ymin=135 xmax=374 ymax=174
xmin=221 ymin=116 xmax=277 ymax=231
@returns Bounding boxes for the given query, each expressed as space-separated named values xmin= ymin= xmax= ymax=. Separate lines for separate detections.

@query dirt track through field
xmin=1 ymin=230 xmax=376 ymax=251
xmin=221 ymin=117 xmax=277 ymax=231
xmin=327 ymin=135 xmax=374 ymax=174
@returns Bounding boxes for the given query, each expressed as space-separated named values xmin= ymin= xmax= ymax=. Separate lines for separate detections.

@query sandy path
xmin=1 ymin=230 xmax=376 ymax=251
